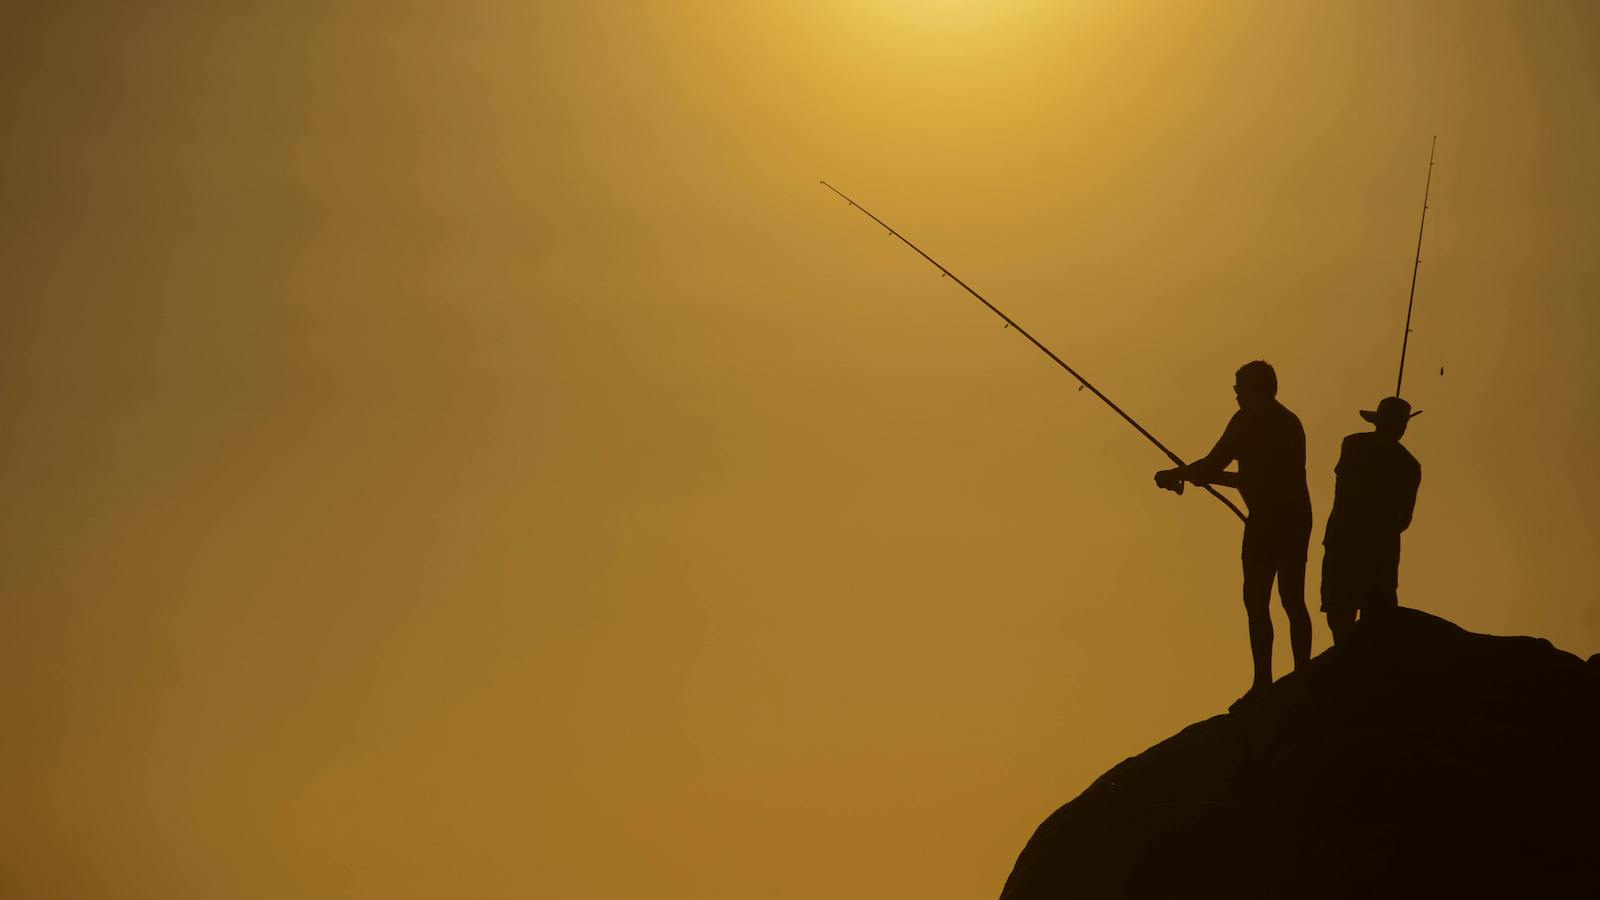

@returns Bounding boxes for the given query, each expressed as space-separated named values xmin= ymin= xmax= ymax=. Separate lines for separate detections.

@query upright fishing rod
xmin=821 ymin=181 xmax=1247 ymax=524
xmin=1395 ymin=136 xmax=1437 ymax=397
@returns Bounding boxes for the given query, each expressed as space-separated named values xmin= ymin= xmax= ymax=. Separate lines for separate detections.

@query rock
xmin=999 ymin=608 xmax=1600 ymax=899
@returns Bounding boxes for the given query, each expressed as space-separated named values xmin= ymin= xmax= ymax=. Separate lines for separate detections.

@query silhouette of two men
xmin=1155 ymin=361 xmax=1313 ymax=705
xmin=1156 ymin=362 xmax=1423 ymax=702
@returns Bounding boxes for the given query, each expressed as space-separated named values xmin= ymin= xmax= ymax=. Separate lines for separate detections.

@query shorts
xmin=1320 ymin=545 xmax=1399 ymax=613
xmin=1241 ymin=511 xmax=1312 ymax=566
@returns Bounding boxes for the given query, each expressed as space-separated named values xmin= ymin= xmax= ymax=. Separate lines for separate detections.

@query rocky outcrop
xmin=1000 ymin=609 xmax=1600 ymax=899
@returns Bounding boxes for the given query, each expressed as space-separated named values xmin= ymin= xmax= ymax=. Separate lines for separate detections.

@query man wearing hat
xmin=1320 ymin=396 xmax=1423 ymax=643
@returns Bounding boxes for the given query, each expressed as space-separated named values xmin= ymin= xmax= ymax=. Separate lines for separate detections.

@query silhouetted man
xmin=1155 ymin=360 xmax=1313 ymax=706
xmin=1320 ymin=396 xmax=1422 ymax=644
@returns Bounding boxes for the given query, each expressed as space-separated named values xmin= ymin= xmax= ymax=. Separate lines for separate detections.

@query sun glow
xmin=858 ymin=0 xmax=1041 ymax=31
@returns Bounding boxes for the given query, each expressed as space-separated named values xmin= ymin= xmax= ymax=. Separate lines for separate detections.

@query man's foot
xmin=1229 ymin=685 xmax=1268 ymax=713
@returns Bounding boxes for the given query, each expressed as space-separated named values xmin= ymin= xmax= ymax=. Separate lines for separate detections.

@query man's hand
xmin=1154 ymin=468 xmax=1185 ymax=494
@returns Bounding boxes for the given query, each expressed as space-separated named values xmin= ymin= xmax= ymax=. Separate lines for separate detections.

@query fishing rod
xmin=1395 ymin=136 xmax=1437 ymax=397
xmin=821 ymin=181 xmax=1247 ymax=524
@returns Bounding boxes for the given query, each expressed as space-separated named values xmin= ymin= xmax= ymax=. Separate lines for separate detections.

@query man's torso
xmin=1228 ymin=401 xmax=1312 ymax=523
xmin=1323 ymin=431 xmax=1421 ymax=552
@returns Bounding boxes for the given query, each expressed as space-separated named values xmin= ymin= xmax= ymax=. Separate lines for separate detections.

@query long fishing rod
xmin=1395 ymin=136 xmax=1437 ymax=397
xmin=821 ymin=181 xmax=1247 ymax=524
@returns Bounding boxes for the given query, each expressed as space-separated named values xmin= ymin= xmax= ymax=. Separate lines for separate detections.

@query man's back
xmin=1323 ymin=432 xmax=1421 ymax=550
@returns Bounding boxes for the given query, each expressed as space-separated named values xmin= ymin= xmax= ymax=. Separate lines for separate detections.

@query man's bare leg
xmin=1277 ymin=558 xmax=1311 ymax=670
xmin=1241 ymin=557 xmax=1276 ymax=693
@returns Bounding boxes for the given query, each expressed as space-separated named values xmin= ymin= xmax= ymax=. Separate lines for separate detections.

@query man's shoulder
xmin=1341 ymin=432 xmax=1420 ymax=468
xmin=1262 ymin=400 xmax=1305 ymax=433
xmin=1220 ymin=406 xmax=1252 ymax=437
xmin=1339 ymin=431 xmax=1374 ymax=452
xmin=1230 ymin=401 xmax=1305 ymax=443
xmin=1397 ymin=442 xmax=1421 ymax=470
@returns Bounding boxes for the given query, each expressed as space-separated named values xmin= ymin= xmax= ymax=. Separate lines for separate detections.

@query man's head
xmin=1360 ymin=396 xmax=1421 ymax=440
xmin=1233 ymin=360 xmax=1277 ymax=409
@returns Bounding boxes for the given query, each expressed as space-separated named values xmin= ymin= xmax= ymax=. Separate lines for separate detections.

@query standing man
xmin=1320 ymin=396 xmax=1422 ymax=644
xmin=1154 ymin=360 xmax=1313 ymax=706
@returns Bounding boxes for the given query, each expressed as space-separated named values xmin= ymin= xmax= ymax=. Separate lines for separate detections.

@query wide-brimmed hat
xmin=1360 ymin=396 xmax=1422 ymax=426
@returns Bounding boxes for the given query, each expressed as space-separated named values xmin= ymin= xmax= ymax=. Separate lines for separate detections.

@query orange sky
xmin=4 ymin=2 xmax=1599 ymax=897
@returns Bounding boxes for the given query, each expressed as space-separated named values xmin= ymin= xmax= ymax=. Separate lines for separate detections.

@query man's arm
xmin=1192 ymin=470 xmax=1240 ymax=488
xmin=1322 ymin=435 xmax=1356 ymax=546
xmin=1178 ymin=414 xmax=1243 ymax=482
xmin=1396 ymin=464 xmax=1421 ymax=532
xmin=1155 ymin=415 xmax=1240 ymax=492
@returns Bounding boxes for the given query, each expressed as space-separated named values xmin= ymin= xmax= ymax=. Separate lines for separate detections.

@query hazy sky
xmin=4 ymin=2 xmax=1598 ymax=898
